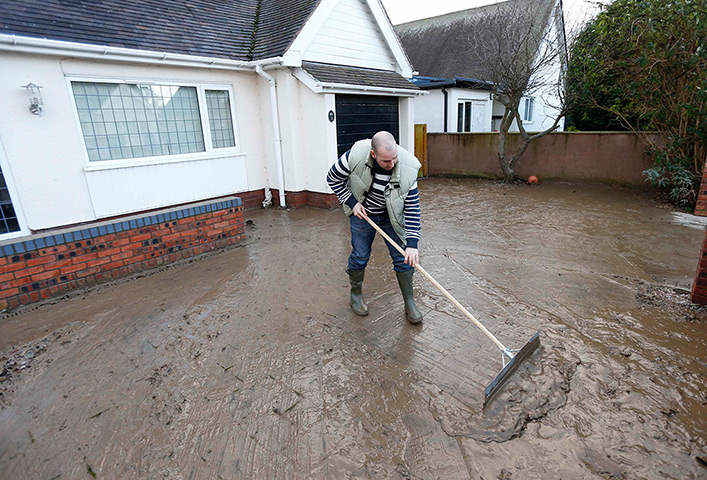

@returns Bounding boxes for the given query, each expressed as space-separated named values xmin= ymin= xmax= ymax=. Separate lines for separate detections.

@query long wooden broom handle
xmin=363 ymin=215 xmax=507 ymax=352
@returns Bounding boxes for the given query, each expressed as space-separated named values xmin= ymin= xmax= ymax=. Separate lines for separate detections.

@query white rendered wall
xmin=449 ymin=88 xmax=493 ymax=133
xmin=398 ymin=97 xmax=415 ymax=154
xmin=413 ymin=89 xmax=445 ymax=132
xmin=0 ymin=52 xmax=269 ymax=231
xmin=301 ymin=0 xmax=397 ymax=71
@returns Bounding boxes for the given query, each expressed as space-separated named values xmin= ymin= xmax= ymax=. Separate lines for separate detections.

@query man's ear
xmin=370 ymin=149 xmax=376 ymax=159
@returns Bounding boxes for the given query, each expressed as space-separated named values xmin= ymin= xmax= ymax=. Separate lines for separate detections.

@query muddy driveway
xmin=1 ymin=178 xmax=706 ymax=479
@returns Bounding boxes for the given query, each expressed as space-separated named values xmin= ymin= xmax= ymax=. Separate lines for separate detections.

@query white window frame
xmin=522 ymin=97 xmax=535 ymax=123
xmin=66 ymin=76 xmax=241 ymax=171
xmin=0 ymin=137 xmax=28 ymax=240
xmin=457 ymin=100 xmax=473 ymax=133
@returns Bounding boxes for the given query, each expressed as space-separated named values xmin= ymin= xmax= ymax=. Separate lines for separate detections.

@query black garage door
xmin=335 ymin=95 xmax=399 ymax=157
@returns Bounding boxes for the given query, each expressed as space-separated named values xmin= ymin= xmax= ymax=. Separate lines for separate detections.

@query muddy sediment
xmin=0 ymin=178 xmax=706 ymax=479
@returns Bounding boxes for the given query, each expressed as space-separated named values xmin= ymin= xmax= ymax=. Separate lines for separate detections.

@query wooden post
xmin=414 ymin=124 xmax=428 ymax=177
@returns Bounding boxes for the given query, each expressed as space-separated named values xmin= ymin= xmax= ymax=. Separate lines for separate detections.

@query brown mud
xmin=0 ymin=178 xmax=706 ymax=479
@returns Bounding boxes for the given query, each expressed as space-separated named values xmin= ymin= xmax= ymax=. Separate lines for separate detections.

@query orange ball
xmin=528 ymin=175 xmax=539 ymax=185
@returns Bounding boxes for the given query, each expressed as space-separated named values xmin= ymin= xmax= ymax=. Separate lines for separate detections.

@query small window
xmin=523 ymin=97 xmax=534 ymax=122
xmin=457 ymin=101 xmax=473 ymax=132
xmin=205 ymin=90 xmax=236 ymax=149
xmin=71 ymin=81 xmax=237 ymax=162
xmin=0 ymin=166 xmax=20 ymax=234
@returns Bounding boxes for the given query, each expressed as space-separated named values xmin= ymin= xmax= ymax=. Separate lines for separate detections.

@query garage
xmin=335 ymin=95 xmax=399 ymax=157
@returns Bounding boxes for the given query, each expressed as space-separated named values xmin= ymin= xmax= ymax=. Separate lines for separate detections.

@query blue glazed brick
xmin=2 ymin=244 xmax=14 ymax=256
xmin=90 ymin=227 xmax=99 ymax=237
xmin=187 ymin=208 xmax=195 ymax=217
xmin=169 ymin=211 xmax=177 ymax=220
xmin=200 ymin=206 xmax=206 ymax=214
xmin=72 ymin=231 xmax=84 ymax=241
xmin=24 ymin=240 xmax=36 ymax=251
xmin=36 ymin=237 xmax=46 ymax=249
xmin=157 ymin=214 xmax=165 ymax=223
xmin=129 ymin=220 xmax=137 ymax=229
xmin=115 ymin=222 xmax=123 ymax=232
xmin=137 ymin=218 xmax=144 ymax=227
xmin=106 ymin=224 xmax=115 ymax=234
xmin=177 ymin=210 xmax=184 ymax=219
xmin=63 ymin=233 xmax=73 ymax=244
xmin=145 ymin=216 xmax=153 ymax=226
xmin=45 ymin=236 xmax=56 ymax=247
xmin=234 ymin=198 xmax=242 ymax=206
xmin=98 ymin=226 xmax=107 ymax=235
xmin=14 ymin=242 xmax=25 ymax=253
xmin=81 ymin=229 xmax=91 ymax=239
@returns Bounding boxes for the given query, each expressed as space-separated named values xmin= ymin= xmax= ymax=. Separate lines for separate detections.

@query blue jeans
xmin=348 ymin=213 xmax=412 ymax=272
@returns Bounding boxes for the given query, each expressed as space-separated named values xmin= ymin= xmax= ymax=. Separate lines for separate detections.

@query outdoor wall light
xmin=22 ymin=83 xmax=44 ymax=116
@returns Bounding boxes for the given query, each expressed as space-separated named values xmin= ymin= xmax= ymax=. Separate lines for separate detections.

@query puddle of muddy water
xmin=1 ymin=178 xmax=706 ymax=479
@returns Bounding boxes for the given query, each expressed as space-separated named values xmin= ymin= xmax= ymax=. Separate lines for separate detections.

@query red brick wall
xmin=694 ymin=156 xmax=707 ymax=217
xmin=691 ymin=227 xmax=707 ymax=304
xmin=0 ymin=197 xmax=244 ymax=310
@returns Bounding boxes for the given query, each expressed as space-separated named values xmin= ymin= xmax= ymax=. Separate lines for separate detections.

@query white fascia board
xmin=293 ymin=67 xmax=425 ymax=96
xmin=0 ymin=34 xmax=283 ymax=71
xmin=283 ymin=0 xmax=340 ymax=67
xmin=364 ymin=0 xmax=414 ymax=78
xmin=294 ymin=68 xmax=323 ymax=92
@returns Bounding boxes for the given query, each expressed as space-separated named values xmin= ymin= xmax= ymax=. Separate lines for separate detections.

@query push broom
xmin=363 ymin=216 xmax=541 ymax=408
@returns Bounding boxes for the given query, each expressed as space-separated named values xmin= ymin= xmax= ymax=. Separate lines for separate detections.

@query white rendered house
xmin=394 ymin=0 xmax=567 ymax=134
xmin=0 ymin=0 xmax=424 ymax=241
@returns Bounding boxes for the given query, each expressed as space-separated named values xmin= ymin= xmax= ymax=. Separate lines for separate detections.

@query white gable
xmin=301 ymin=0 xmax=397 ymax=71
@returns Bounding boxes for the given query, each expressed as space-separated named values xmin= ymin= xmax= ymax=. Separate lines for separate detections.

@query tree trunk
xmin=497 ymin=106 xmax=517 ymax=183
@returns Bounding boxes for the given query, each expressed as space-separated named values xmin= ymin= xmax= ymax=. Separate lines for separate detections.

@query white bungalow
xmin=0 ymin=0 xmax=423 ymax=240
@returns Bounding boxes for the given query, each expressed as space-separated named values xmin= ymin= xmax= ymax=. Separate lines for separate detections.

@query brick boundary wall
xmin=0 ymin=197 xmax=244 ymax=310
xmin=693 ymin=156 xmax=707 ymax=217
xmin=238 ymin=189 xmax=339 ymax=210
xmin=691 ymin=227 xmax=707 ymax=304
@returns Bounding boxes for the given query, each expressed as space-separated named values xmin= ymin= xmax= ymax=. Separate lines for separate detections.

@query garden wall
xmin=0 ymin=197 xmax=244 ymax=310
xmin=427 ymin=132 xmax=657 ymax=187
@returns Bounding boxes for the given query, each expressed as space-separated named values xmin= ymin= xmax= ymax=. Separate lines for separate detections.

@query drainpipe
xmin=442 ymin=88 xmax=448 ymax=133
xmin=255 ymin=65 xmax=286 ymax=209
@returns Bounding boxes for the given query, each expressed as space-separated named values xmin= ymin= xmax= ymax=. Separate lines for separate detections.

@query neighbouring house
xmin=394 ymin=0 xmax=566 ymax=133
xmin=0 ymin=0 xmax=422 ymax=308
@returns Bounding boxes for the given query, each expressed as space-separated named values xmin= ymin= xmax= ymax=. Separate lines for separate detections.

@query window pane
xmin=457 ymin=103 xmax=464 ymax=132
xmin=205 ymin=90 xmax=236 ymax=148
xmin=0 ymin=164 xmax=20 ymax=234
xmin=72 ymin=81 xmax=205 ymax=161
xmin=464 ymin=102 xmax=471 ymax=132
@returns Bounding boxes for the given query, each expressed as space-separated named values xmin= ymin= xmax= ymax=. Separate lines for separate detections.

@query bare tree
xmin=465 ymin=0 xmax=568 ymax=183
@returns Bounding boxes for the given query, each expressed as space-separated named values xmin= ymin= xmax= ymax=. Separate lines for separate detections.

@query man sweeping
xmin=326 ymin=131 xmax=423 ymax=324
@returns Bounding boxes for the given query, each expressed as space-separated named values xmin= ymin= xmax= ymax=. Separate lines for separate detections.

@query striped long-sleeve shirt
xmin=326 ymin=149 xmax=421 ymax=249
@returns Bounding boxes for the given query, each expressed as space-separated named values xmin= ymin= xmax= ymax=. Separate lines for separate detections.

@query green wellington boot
xmin=347 ymin=268 xmax=368 ymax=316
xmin=395 ymin=270 xmax=423 ymax=324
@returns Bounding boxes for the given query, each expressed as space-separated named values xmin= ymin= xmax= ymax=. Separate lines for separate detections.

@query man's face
xmin=371 ymin=148 xmax=398 ymax=171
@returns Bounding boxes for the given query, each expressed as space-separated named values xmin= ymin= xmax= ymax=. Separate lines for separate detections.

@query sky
xmin=381 ymin=0 xmax=606 ymax=32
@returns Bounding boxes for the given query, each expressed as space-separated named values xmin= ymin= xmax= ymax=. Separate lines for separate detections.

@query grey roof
xmin=394 ymin=0 xmax=556 ymax=83
xmin=301 ymin=62 xmax=419 ymax=90
xmin=0 ymin=0 xmax=321 ymax=61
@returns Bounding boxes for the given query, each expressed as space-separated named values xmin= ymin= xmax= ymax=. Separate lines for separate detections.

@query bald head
xmin=371 ymin=131 xmax=397 ymax=156
xmin=370 ymin=131 xmax=398 ymax=171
